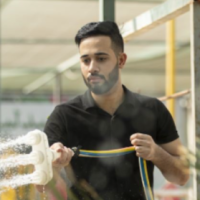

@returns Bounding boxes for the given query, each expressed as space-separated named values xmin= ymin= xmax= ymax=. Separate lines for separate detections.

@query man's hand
xmin=36 ymin=143 xmax=74 ymax=193
xmin=130 ymin=133 xmax=189 ymax=186
xmin=50 ymin=142 xmax=74 ymax=168
xmin=130 ymin=133 xmax=158 ymax=161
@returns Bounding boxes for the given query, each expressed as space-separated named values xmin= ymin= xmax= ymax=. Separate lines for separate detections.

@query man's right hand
xmin=50 ymin=142 xmax=74 ymax=168
xmin=35 ymin=142 xmax=74 ymax=193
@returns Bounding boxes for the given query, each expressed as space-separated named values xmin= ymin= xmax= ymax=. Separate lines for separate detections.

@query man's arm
xmin=130 ymin=133 xmax=189 ymax=186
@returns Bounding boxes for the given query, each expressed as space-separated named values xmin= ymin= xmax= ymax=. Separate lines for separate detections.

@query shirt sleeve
xmin=44 ymin=105 xmax=66 ymax=146
xmin=155 ymin=100 xmax=179 ymax=144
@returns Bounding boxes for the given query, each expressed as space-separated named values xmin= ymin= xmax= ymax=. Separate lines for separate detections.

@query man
xmin=44 ymin=21 xmax=189 ymax=200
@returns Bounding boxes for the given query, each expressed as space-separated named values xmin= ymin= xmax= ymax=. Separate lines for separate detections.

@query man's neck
xmin=91 ymin=83 xmax=124 ymax=115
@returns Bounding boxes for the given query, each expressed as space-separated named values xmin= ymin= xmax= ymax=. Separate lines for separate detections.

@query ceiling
xmin=1 ymin=0 xmax=191 ymax=99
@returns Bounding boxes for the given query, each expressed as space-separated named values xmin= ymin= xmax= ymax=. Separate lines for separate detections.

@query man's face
xmin=79 ymin=36 xmax=119 ymax=95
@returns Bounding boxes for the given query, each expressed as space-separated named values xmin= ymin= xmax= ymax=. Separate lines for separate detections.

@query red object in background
xmin=49 ymin=95 xmax=69 ymax=103
xmin=49 ymin=181 xmax=68 ymax=200
xmin=161 ymin=182 xmax=181 ymax=200
xmin=46 ymin=177 xmax=68 ymax=200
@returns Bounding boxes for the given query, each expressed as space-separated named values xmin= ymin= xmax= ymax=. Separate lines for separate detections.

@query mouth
xmin=88 ymin=76 xmax=104 ymax=83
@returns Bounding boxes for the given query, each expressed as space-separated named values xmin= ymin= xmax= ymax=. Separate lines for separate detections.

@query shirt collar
xmin=122 ymin=85 xmax=137 ymax=106
xmin=82 ymin=89 xmax=97 ymax=110
xmin=81 ymin=85 xmax=136 ymax=110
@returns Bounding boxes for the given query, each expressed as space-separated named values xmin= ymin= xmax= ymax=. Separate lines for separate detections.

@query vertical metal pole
xmin=166 ymin=20 xmax=176 ymax=118
xmin=0 ymin=47 xmax=1 ymax=136
xmin=190 ymin=1 xmax=200 ymax=199
xmin=53 ymin=74 xmax=62 ymax=104
xmin=99 ymin=0 xmax=115 ymax=22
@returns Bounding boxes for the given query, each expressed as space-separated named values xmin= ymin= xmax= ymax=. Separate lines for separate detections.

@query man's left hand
xmin=130 ymin=133 xmax=158 ymax=161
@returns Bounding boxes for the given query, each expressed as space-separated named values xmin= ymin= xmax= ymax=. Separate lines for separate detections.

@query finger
xmin=52 ymin=147 xmax=65 ymax=164
xmin=50 ymin=142 xmax=64 ymax=150
xmin=54 ymin=149 xmax=65 ymax=163
xmin=51 ymin=144 xmax=74 ymax=167
xmin=136 ymin=152 xmax=149 ymax=159
xmin=130 ymin=133 xmax=143 ymax=140
xmin=135 ymin=148 xmax=147 ymax=158
xmin=134 ymin=145 xmax=149 ymax=152
xmin=130 ymin=133 xmax=150 ymax=140
xmin=51 ymin=143 xmax=65 ymax=155
xmin=131 ymin=139 xmax=151 ymax=147
xmin=62 ymin=147 xmax=74 ymax=165
xmin=55 ymin=147 xmax=74 ymax=166
xmin=64 ymin=147 xmax=75 ymax=157
xmin=135 ymin=146 xmax=152 ymax=160
xmin=136 ymin=151 xmax=144 ymax=158
xmin=134 ymin=145 xmax=142 ymax=152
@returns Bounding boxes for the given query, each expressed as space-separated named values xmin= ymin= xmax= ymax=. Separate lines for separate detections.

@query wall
xmin=0 ymin=102 xmax=55 ymax=137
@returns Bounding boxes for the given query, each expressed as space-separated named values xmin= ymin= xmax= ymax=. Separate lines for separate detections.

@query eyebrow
xmin=80 ymin=52 xmax=109 ymax=59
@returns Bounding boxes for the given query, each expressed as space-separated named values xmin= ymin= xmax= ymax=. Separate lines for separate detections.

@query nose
xmin=88 ymin=60 xmax=99 ymax=73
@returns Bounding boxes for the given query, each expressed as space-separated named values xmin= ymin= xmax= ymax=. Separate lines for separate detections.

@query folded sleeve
xmin=44 ymin=105 xmax=66 ymax=146
xmin=155 ymin=100 xmax=179 ymax=144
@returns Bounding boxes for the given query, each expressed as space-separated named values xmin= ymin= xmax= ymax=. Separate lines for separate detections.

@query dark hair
xmin=75 ymin=21 xmax=124 ymax=53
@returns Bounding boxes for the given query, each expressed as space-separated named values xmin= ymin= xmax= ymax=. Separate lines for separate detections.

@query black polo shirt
xmin=44 ymin=86 xmax=179 ymax=200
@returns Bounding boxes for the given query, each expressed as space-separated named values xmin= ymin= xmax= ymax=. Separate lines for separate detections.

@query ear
xmin=118 ymin=53 xmax=127 ymax=69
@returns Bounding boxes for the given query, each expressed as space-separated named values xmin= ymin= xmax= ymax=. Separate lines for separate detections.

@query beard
xmin=82 ymin=63 xmax=119 ymax=95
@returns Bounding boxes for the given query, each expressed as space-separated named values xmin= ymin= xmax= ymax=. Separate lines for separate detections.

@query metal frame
xmin=190 ymin=2 xmax=200 ymax=199
xmin=4 ymin=39 xmax=181 ymax=45
xmin=23 ymin=54 xmax=79 ymax=94
xmin=121 ymin=0 xmax=192 ymax=41
xmin=166 ymin=19 xmax=176 ymax=118
xmin=14 ymin=0 xmax=165 ymax=3
xmin=99 ymin=0 xmax=115 ymax=21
